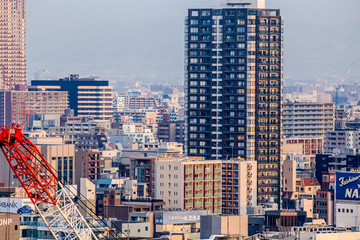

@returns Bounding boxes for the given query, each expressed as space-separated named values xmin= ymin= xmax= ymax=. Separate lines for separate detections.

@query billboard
xmin=113 ymin=97 xmax=125 ymax=109
xmin=154 ymin=210 xmax=208 ymax=225
xmin=0 ymin=198 xmax=35 ymax=214
xmin=336 ymin=172 xmax=360 ymax=200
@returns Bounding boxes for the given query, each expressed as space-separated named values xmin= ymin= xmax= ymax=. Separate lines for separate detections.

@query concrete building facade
xmin=75 ymin=150 xmax=103 ymax=185
xmin=154 ymin=158 xmax=222 ymax=214
xmin=30 ymin=74 xmax=113 ymax=121
xmin=222 ymin=159 xmax=257 ymax=215
xmin=0 ymin=213 xmax=20 ymax=240
xmin=283 ymin=102 xmax=335 ymax=138
xmin=0 ymin=90 xmax=68 ymax=127
xmin=283 ymin=137 xmax=324 ymax=155
xmin=38 ymin=144 xmax=76 ymax=184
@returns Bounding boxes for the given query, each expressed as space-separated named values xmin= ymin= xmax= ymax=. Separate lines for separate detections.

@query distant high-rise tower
xmin=0 ymin=0 xmax=26 ymax=90
xmin=185 ymin=0 xmax=283 ymax=205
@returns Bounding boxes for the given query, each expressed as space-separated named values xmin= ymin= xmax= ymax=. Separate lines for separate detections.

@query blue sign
xmin=336 ymin=172 xmax=360 ymax=200
xmin=155 ymin=213 xmax=163 ymax=224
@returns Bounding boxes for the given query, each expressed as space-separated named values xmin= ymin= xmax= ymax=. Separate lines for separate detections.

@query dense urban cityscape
xmin=0 ymin=0 xmax=359 ymax=239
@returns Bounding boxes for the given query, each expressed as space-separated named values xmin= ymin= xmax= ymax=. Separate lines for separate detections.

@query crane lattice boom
xmin=0 ymin=124 xmax=97 ymax=240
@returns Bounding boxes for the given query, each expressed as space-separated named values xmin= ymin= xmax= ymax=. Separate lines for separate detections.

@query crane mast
xmin=0 ymin=124 xmax=98 ymax=240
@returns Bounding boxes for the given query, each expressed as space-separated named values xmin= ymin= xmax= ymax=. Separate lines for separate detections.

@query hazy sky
xmin=27 ymin=0 xmax=360 ymax=86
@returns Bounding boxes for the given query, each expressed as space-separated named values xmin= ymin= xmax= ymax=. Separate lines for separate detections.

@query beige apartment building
xmin=222 ymin=159 xmax=257 ymax=215
xmin=154 ymin=157 xmax=222 ymax=214
xmin=0 ymin=0 xmax=26 ymax=90
xmin=283 ymin=102 xmax=335 ymax=138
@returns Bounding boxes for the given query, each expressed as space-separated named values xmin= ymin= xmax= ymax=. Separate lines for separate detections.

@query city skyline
xmin=27 ymin=0 xmax=360 ymax=85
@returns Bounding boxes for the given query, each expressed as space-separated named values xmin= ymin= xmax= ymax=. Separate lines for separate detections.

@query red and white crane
xmin=0 ymin=123 xmax=98 ymax=240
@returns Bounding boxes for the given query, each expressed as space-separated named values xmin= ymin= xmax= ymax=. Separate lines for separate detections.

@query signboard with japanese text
xmin=154 ymin=210 xmax=207 ymax=225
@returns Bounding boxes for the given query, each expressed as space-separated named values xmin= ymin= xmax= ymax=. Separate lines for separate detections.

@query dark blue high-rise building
xmin=185 ymin=2 xmax=283 ymax=205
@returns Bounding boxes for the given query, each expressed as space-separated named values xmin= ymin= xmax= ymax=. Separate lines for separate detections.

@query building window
xmin=191 ymin=11 xmax=199 ymax=17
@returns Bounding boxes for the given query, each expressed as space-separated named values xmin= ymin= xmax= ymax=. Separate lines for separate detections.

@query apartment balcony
xmin=195 ymin=168 xmax=203 ymax=173
xmin=185 ymin=202 xmax=193 ymax=208
xmin=185 ymin=193 xmax=193 ymax=198
xmin=258 ymin=189 xmax=279 ymax=194
xmin=258 ymin=167 xmax=279 ymax=172
xmin=258 ymin=175 xmax=279 ymax=180
xmin=195 ymin=185 xmax=203 ymax=190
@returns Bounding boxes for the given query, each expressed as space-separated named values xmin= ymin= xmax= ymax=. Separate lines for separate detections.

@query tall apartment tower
xmin=0 ymin=0 xmax=26 ymax=90
xmin=185 ymin=0 xmax=283 ymax=205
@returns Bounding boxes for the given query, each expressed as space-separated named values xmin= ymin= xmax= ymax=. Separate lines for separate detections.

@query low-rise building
xmin=283 ymin=137 xmax=324 ymax=155
xmin=101 ymin=192 xmax=164 ymax=221
xmin=0 ymin=213 xmax=20 ymax=240
xmin=315 ymin=190 xmax=334 ymax=225
xmin=200 ymin=215 xmax=248 ymax=239
xmin=265 ymin=210 xmax=307 ymax=233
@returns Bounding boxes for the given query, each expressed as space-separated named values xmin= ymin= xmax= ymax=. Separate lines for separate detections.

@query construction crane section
xmin=0 ymin=124 xmax=98 ymax=240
